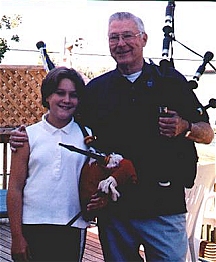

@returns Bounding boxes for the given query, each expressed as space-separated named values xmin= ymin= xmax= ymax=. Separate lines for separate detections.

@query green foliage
xmin=0 ymin=38 xmax=9 ymax=62
xmin=0 ymin=14 xmax=22 ymax=63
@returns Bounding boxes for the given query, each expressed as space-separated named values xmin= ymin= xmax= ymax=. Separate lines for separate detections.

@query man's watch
xmin=184 ymin=122 xmax=192 ymax=137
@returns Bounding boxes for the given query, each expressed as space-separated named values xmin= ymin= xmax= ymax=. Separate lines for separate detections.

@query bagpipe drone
xmin=36 ymin=41 xmax=55 ymax=72
xmin=158 ymin=0 xmax=216 ymax=113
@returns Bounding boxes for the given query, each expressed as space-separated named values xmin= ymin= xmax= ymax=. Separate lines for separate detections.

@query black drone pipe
xmin=36 ymin=41 xmax=55 ymax=72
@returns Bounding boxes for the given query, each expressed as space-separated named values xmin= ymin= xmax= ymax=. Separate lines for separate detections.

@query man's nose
xmin=117 ymin=36 xmax=126 ymax=45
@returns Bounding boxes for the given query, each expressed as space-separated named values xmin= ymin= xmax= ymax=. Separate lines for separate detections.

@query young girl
xmin=7 ymin=67 xmax=91 ymax=261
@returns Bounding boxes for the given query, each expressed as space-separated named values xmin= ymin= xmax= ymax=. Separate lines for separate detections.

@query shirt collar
xmin=42 ymin=113 xmax=75 ymax=135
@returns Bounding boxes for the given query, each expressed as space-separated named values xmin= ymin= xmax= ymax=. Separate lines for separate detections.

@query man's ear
xmin=142 ymin=33 xmax=148 ymax=47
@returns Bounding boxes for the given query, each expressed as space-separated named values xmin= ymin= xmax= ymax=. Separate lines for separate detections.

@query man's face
xmin=108 ymin=19 xmax=147 ymax=70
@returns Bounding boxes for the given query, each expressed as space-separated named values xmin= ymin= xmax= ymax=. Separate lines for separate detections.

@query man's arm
xmin=185 ymin=121 xmax=215 ymax=144
xmin=159 ymin=110 xmax=215 ymax=144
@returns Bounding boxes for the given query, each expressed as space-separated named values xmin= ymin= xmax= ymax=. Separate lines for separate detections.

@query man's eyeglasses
xmin=108 ymin=32 xmax=143 ymax=44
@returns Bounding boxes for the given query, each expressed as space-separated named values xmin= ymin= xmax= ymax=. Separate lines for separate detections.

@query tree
xmin=0 ymin=14 xmax=22 ymax=63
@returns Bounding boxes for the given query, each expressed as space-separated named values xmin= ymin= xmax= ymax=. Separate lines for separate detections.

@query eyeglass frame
xmin=108 ymin=31 xmax=144 ymax=45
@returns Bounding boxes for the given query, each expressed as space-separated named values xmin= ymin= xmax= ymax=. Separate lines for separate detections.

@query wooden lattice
xmin=0 ymin=65 xmax=48 ymax=128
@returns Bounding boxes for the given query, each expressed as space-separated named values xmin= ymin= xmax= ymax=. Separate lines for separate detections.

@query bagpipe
xmin=59 ymin=142 xmax=137 ymax=222
xmin=157 ymin=0 xmax=216 ymax=114
xmin=36 ymin=44 xmax=138 ymax=223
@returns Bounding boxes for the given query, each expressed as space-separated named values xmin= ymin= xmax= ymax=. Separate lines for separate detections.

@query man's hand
xmin=9 ymin=125 xmax=28 ymax=152
xmin=98 ymin=176 xmax=120 ymax=201
xmin=159 ymin=110 xmax=188 ymax=138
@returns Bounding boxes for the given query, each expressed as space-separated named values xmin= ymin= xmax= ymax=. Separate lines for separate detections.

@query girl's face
xmin=46 ymin=78 xmax=79 ymax=128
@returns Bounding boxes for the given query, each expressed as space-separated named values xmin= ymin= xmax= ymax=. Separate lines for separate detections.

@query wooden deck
xmin=0 ymin=219 xmax=105 ymax=262
xmin=0 ymin=221 xmax=11 ymax=262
